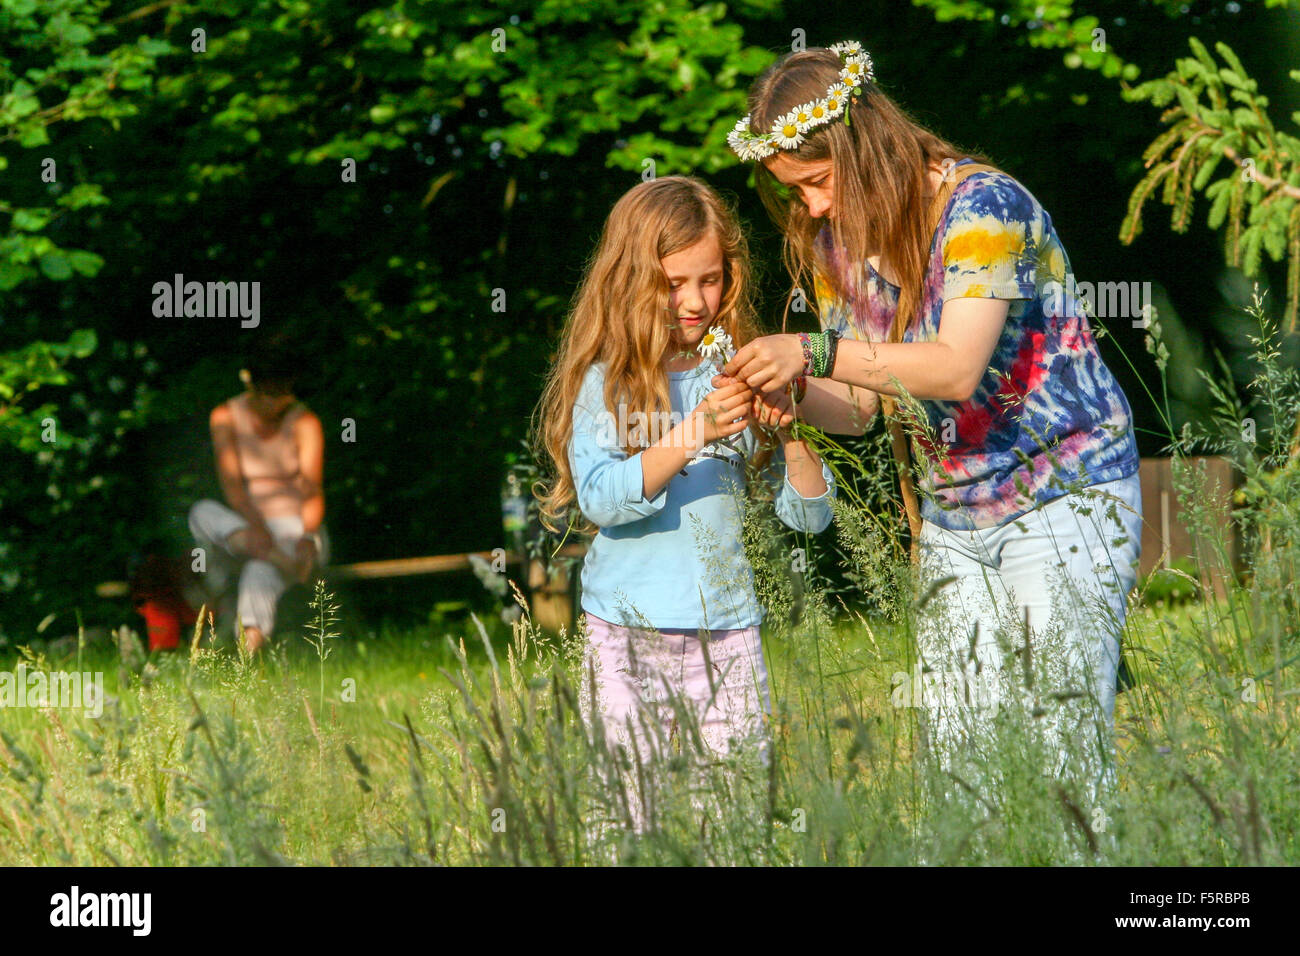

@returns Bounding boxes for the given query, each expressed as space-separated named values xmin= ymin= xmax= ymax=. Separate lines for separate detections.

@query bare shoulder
xmin=209 ymin=400 xmax=235 ymax=429
xmin=293 ymin=407 xmax=324 ymax=437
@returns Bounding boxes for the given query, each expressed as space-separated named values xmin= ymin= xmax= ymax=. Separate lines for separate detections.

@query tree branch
xmin=1219 ymin=141 xmax=1300 ymax=201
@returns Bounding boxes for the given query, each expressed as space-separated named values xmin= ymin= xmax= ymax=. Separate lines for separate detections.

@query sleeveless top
xmin=225 ymin=393 xmax=307 ymax=520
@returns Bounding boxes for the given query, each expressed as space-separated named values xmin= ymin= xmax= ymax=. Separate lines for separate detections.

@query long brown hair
xmin=748 ymin=48 xmax=997 ymax=338
xmin=533 ymin=176 xmax=759 ymax=534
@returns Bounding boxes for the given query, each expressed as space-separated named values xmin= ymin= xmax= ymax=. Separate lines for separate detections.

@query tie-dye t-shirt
xmin=813 ymin=159 xmax=1139 ymax=531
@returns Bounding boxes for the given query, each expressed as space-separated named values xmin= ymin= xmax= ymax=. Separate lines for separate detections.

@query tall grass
xmin=1 ymin=293 xmax=1296 ymax=865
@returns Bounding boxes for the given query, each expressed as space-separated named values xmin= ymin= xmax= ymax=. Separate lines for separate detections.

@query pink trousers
xmin=581 ymin=613 xmax=771 ymax=764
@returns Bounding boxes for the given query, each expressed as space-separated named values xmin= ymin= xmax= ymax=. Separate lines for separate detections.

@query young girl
xmin=721 ymin=43 xmax=1143 ymax=795
xmin=534 ymin=175 xmax=836 ymax=794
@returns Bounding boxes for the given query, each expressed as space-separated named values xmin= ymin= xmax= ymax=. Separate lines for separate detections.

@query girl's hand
xmin=691 ymin=380 xmax=753 ymax=447
xmin=722 ymin=334 xmax=806 ymax=394
xmin=751 ymin=387 xmax=795 ymax=431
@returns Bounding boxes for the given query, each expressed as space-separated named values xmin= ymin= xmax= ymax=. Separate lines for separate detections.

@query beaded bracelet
xmin=796 ymin=332 xmax=814 ymax=376
xmin=799 ymin=330 xmax=841 ymax=378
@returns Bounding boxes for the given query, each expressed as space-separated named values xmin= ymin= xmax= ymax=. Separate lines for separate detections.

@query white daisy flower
xmin=697 ymin=327 xmax=734 ymax=364
xmin=792 ymin=101 xmax=816 ymax=131
xmin=771 ymin=111 xmax=805 ymax=149
xmin=830 ymin=40 xmax=862 ymax=56
xmin=841 ymin=54 xmax=873 ymax=88
xmin=824 ymin=84 xmax=851 ymax=117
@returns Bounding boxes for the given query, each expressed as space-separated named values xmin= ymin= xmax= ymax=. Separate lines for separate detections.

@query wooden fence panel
xmin=1138 ymin=456 xmax=1238 ymax=597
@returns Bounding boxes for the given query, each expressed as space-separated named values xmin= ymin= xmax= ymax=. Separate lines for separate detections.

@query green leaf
xmin=1187 ymin=36 xmax=1217 ymax=75
xmin=62 ymin=23 xmax=93 ymax=46
xmin=1207 ymin=176 xmax=1233 ymax=230
xmin=66 ymin=250 xmax=103 ymax=277
xmin=10 ymin=208 xmax=52 ymax=231
xmin=38 ymin=252 xmax=72 ymax=280
xmin=1220 ymin=69 xmax=1245 ymax=90
xmin=1241 ymin=227 xmax=1263 ymax=277
xmin=17 ymin=124 xmax=50 ymax=148
xmin=1174 ymin=84 xmax=1201 ymax=117
xmin=66 ymin=329 xmax=96 ymax=357
xmin=1214 ymin=41 xmax=1247 ymax=79
xmin=0 ymin=262 xmax=34 ymax=290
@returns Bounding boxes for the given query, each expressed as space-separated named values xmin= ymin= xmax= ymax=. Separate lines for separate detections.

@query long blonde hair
xmin=533 ymin=176 xmax=759 ymax=534
xmin=747 ymin=49 xmax=998 ymax=339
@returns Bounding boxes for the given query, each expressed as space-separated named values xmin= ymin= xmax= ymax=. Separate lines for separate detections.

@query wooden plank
xmin=327 ymin=543 xmax=588 ymax=581
xmin=328 ymin=552 xmax=514 ymax=580
xmin=95 ymin=543 xmax=590 ymax=595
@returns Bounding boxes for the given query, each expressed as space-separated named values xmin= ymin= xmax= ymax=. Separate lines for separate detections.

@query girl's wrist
xmin=679 ymin=414 xmax=706 ymax=457
xmin=778 ymin=426 xmax=803 ymax=448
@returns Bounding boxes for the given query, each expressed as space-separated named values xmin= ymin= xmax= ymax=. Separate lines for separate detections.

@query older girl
xmin=722 ymin=42 xmax=1142 ymax=793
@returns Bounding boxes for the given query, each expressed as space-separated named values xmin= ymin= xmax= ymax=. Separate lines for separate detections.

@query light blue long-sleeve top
xmin=568 ymin=359 xmax=836 ymax=630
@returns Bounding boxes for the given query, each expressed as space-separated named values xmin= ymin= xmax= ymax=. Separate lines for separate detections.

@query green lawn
xmin=1 ymin=576 xmax=1294 ymax=866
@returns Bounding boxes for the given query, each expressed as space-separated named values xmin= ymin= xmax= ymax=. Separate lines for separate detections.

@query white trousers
xmin=580 ymin=613 xmax=771 ymax=838
xmin=912 ymin=473 xmax=1143 ymax=801
xmin=187 ymin=499 xmax=330 ymax=638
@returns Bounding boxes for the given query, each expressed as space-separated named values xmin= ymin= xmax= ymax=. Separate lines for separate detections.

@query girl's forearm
xmin=640 ymin=416 xmax=701 ymax=500
xmin=829 ymin=339 xmax=972 ymax=402
xmin=779 ymin=433 xmax=828 ymax=498
xmin=798 ymin=377 xmax=880 ymax=435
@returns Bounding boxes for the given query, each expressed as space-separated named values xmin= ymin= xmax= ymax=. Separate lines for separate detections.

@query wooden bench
xmin=96 ymin=543 xmax=588 ymax=632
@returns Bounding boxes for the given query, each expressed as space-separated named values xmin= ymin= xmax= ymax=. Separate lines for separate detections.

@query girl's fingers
xmin=728 ymin=354 xmax=765 ymax=385
xmin=730 ymin=398 xmax=755 ymax=419
xmin=748 ymin=368 xmax=776 ymax=393
xmin=721 ymin=343 xmax=754 ymax=378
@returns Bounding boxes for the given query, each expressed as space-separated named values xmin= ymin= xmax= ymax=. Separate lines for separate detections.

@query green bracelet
xmin=808 ymin=332 xmax=828 ymax=377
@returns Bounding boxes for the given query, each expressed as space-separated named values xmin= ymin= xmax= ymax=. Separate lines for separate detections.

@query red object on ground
xmin=138 ymin=596 xmax=198 ymax=652
xmin=130 ymin=554 xmax=201 ymax=652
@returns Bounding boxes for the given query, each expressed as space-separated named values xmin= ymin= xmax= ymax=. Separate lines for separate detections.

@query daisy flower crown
xmin=727 ymin=41 xmax=874 ymax=162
